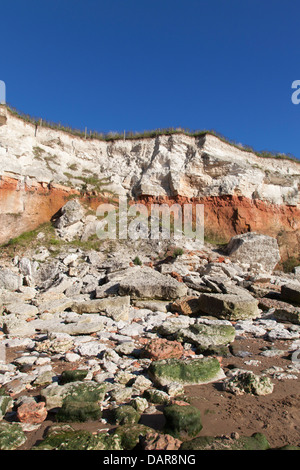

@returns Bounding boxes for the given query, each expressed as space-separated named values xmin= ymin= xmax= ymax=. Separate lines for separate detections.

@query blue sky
xmin=1 ymin=0 xmax=300 ymax=158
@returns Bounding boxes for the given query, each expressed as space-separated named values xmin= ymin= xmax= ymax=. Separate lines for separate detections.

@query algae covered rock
xmin=109 ymin=385 xmax=134 ymax=403
xmin=0 ymin=387 xmax=13 ymax=420
xmin=130 ymin=397 xmax=149 ymax=413
xmin=197 ymin=344 xmax=232 ymax=357
xmin=83 ymin=433 xmax=123 ymax=450
xmin=114 ymin=423 xmax=152 ymax=450
xmin=176 ymin=323 xmax=236 ymax=350
xmin=56 ymin=399 xmax=102 ymax=422
xmin=156 ymin=316 xmax=193 ymax=336
xmin=59 ymin=369 xmax=88 ymax=385
xmin=163 ymin=404 xmax=202 ymax=439
xmin=143 ymin=388 xmax=171 ymax=405
xmin=165 ymin=382 xmax=186 ymax=398
xmin=148 ymin=357 xmax=225 ymax=387
xmin=0 ymin=422 xmax=27 ymax=450
xmin=180 ymin=432 xmax=270 ymax=450
xmin=114 ymin=405 xmax=141 ymax=425
xmin=34 ymin=425 xmax=122 ymax=450
xmin=197 ymin=292 xmax=259 ymax=321
xmin=54 ymin=380 xmax=106 ymax=422
xmin=41 ymin=380 xmax=106 ymax=410
xmin=222 ymin=369 xmax=274 ymax=396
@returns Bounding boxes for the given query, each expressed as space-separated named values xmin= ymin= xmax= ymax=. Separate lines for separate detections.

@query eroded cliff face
xmin=0 ymin=105 xmax=299 ymax=261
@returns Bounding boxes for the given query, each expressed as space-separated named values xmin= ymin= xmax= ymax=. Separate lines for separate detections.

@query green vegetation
xmin=114 ymin=424 xmax=151 ymax=450
xmin=133 ymin=255 xmax=142 ymax=265
xmin=32 ymin=146 xmax=60 ymax=172
xmin=68 ymin=163 xmax=78 ymax=171
xmin=56 ymin=400 xmax=102 ymax=422
xmin=59 ymin=370 xmax=88 ymax=385
xmin=0 ymin=388 xmax=13 ymax=419
xmin=0 ymin=422 xmax=27 ymax=450
xmin=172 ymin=247 xmax=184 ymax=258
xmin=148 ymin=357 xmax=222 ymax=386
xmin=163 ymin=404 xmax=203 ymax=439
xmin=63 ymin=172 xmax=113 ymax=194
xmin=2 ymin=223 xmax=55 ymax=249
xmin=33 ymin=146 xmax=45 ymax=160
xmin=33 ymin=426 xmax=122 ymax=450
xmin=281 ymin=256 xmax=300 ymax=273
xmin=56 ymin=382 xmax=106 ymax=423
xmin=0 ymin=221 xmax=104 ymax=257
xmin=113 ymin=405 xmax=141 ymax=426
xmin=143 ymin=389 xmax=170 ymax=405
xmin=175 ymin=323 xmax=236 ymax=353
xmin=44 ymin=153 xmax=59 ymax=172
xmin=204 ymin=230 xmax=229 ymax=246
xmin=34 ymin=429 xmax=97 ymax=450
xmin=180 ymin=432 xmax=270 ymax=450
xmin=4 ymin=104 xmax=299 ymax=162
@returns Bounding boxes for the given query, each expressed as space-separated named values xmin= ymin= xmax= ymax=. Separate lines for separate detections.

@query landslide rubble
xmin=0 ymin=203 xmax=299 ymax=450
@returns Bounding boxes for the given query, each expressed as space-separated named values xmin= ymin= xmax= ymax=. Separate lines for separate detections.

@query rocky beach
xmin=0 ymin=107 xmax=299 ymax=451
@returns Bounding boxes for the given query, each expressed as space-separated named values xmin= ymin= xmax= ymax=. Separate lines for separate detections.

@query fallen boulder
xmin=41 ymin=381 xmax=106 ymax=411
xmin=114 ymin=424 xmax=152 ymax=450
xmin=281 ymin=283 xmax=300 ymax=305
xmin=72 ymin=296 xmax=131 ymax=321
xmin=33 ymin=425 xmax=122 ymax=450
xmin=225 ymin=232 xmax=280 ymax=273
xmin=175 ymin=322 xmax=236 ymax=350
xmin=171 ymin=296 xmax=202 ymax=316
xmin=118 ymin=266 xmax=188 ymax=300
xmin=148 ymin=357 xmax=225 ymax=387
xmin=197 ymin=292 xmax=259 ymax=320
xmin=141 ymin=338 xmax=184 ymax=361
xmin=163 ymin=404 xmax=202 ymax=439
xmin=273 ymin=303 xmax=300 ymax=325
xmin=113 ymin=405 xmax=141 ymax=426
xmin=0 ymin=269 xmax=22 ymax=291
xmin=222 ymin=369 xmax=274 ymax=396
xmin=16 ymin=401 xmax=48 ymax=424
xmin=0 ymin=422 xmax=27 ymax=450
xmin=54 ymin=199 xmax=85 ymax=230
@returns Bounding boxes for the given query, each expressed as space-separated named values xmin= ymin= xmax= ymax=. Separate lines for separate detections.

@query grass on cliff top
xmin=3 ymin=104 xmax=299 ymax=163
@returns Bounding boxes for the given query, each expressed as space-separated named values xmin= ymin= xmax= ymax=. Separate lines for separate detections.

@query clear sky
xmin=1 ymin=0 xmax=300 ymax=158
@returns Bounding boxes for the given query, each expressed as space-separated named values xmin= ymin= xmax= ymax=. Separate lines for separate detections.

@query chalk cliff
xmin=0 ymin=105 xmax=299 ymax=262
